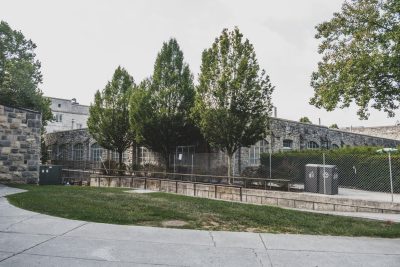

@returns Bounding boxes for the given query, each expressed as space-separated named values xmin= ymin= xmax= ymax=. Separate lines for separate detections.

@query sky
xmin=1 ymin=0 xmax=399 ymax=127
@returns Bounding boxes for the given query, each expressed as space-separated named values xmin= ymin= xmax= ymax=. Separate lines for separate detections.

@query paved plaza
xmin=0 ymin=185 xmax=399 ymax=266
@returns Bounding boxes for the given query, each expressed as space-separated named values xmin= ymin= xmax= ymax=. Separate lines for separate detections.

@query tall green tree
xmin=130 ymin=39 xmax=197 ymax=169
xmin=0 ymin=20 xmax=52 ymax=124
xmin=88 ymin=66 xmax=135 ymax=168
xmin=310 ymin=0 xmax=400 ymax=119
xmin=193 ymin=27 xmax=274 ymax=182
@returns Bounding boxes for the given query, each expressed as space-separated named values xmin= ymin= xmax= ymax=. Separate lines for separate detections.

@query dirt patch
xmin=161 ymin=220 xmax=188 ymax=227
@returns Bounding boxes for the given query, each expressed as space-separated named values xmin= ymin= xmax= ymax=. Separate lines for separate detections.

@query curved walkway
xmin=0 ymin=185 xmax=399 ymax=267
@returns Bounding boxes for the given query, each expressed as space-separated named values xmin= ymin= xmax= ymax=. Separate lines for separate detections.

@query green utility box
xmin=39 ymin=165 xmax=63 ymax=185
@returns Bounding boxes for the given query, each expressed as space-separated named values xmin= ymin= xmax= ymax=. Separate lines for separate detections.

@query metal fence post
xmin=269 ymin=149 xmax=272 ymax=179
xmin=173 ymin=154 xmax=176 ymax=180
xmin=191 ymin=154 xmax=194 ymax=181
xmin=323 ymin=152 xmax=326 ymax=195
xmin=388 ymin=152 xmax=394 ymax=203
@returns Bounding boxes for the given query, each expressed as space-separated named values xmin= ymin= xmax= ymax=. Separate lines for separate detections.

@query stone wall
xmin=44 ymin=117 xmax=400 ymax=175
xmin=232 ymin=118 xmax=400 ymax=174
xmin=90 ymin=176 xmax=400 ymax=213
xmin=269 ymin=118 xmax=399 ymax=150
xmin=0 ymin=105 xmax=41 ymax=183
xmin=341 ymin=125 xmax=400 ymax=141
xmin=44 ymin=128 xmax=134 ymax=166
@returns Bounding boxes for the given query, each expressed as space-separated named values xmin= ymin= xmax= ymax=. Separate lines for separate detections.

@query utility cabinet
xmin=39 ymin=165 xmax=62 ymax=185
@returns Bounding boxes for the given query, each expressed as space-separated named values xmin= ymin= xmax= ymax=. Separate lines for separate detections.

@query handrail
xmin=89 ymin=168 xmax=291 ymax=183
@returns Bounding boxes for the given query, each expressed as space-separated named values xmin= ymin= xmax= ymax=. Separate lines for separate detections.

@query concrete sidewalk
xmin=0 ymin=185 xmax=399 ymax=266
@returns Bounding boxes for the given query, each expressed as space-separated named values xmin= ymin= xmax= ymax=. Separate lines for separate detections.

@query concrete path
xmin=0 ymin=185 xmax=399 ymax=267
xmin=286 ymin=207 xmax=400 ymax=222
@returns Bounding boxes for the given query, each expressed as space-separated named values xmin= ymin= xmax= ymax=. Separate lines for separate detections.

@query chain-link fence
xmin=167 ymin=149 xmax=400 ymax=202
xmin=52 ymin=148 xmax=400 ymax=202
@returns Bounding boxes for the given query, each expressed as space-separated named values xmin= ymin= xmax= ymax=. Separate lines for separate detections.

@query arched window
xmin=283 ymin=139 xmax=293 ymax=150
xmin=73 ymin=143 xmax=84 ymax=161
xmin=307 ymin=141 xmax=319 ymax=149
xmin=111 ymin=150 xmax=128 ymax=163
xmin=249 ymin=139 xmax=269 ymax=165
xmin=58 ymin=144 xmax=68 ymax=160
xmin=51 ymin=145 xmax=57 ymax=160
xmin=139 ymin=147 xmax=158 ymax=165
xmin=331 ymin=144 xmax=340 ymax=150
xmin=90 ymin=143 xmax=104 ymax=162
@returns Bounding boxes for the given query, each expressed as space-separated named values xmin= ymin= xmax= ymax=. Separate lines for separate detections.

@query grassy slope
xmin=6 ymin=184 xmax=400 ymax=238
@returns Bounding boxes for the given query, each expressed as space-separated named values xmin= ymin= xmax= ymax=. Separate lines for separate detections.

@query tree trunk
xmin=131 ymin=143 xmax=135 ymax=167
xmin=238 ymin=147 xmax=241 ymax=175
xmin=227 ymin=153 xmax=233 ymax=184
xmin=163 ymin=152 xmax=170 ymax=172
xmin=118 ymin=151 xmax=123 ymax=175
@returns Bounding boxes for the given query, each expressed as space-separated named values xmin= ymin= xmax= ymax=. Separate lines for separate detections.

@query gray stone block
xmin=0 ymin=140 xmax=11 ymax=147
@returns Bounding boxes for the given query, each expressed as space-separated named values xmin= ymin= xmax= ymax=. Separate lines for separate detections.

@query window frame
xmin=249 ymin=139 xmax=269 ymax=166
xmin=73 ymin=143 xmax=84 ymax=161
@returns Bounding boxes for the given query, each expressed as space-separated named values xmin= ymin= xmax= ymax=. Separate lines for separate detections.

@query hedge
xmin=260 ymin=147 xmax=400 ymax=193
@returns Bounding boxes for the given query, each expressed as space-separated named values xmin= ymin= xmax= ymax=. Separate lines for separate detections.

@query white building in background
xmin=45 ymin=97 xmax=89 ymax=133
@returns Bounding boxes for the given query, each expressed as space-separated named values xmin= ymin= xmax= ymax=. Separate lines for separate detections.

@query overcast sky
xmin=1 ymin=0 xmax=398 ymax=127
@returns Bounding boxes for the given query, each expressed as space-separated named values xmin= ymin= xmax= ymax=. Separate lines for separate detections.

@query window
xmin=111 ymin=150 xmax=128 ymax=163
xmin=307 ymin=141 xmax=319 ymax=149
xmin=139 ymin=147 xmax=158 ymax=165
xmin=54 ymin=114 xmax=63 ymax=122
xmin=51 ymin=145 xmax=57 ymax=160
xmin=90 ymin=143 xmax=104 ymax=161
xmin=249 ymin=139 xmax=269 ymax=165
xmin=58 ymin=103 xmax=61 ymax=108
xmin=283 ymin=139 xmax=293 ymax=150
xmin=321 ymin=141 xmax=329 ymax=150
xmin=331 ymin=144 xmax=339 ymax=149
xmin=73 ymin=143 xmax=84 ymax=161
xmin=58 ymin=144 xmax=68 ymax=160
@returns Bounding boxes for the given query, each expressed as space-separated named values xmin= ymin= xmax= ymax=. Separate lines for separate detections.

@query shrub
xmin=260 ymin=147 xmax=400 ymax=193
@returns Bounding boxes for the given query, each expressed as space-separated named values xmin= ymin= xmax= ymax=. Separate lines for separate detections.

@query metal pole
xmin=323 ymin=152 xmax=326 ymax=195
xmin=269 ymin=149 xmax=272 ymax=179
xmin=173 ymin=154 xmax=176 ymax=180
xmin=389 ymin=152 xmax=394 ymax=203
xmin=191 ymin=154 xmax=194 ymax=181
xmin=232 ymin=152 xmax=235 ymax=177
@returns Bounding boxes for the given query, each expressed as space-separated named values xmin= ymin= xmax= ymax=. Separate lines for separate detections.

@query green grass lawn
xmin=6 ymin=184 xmax=400 ymax=238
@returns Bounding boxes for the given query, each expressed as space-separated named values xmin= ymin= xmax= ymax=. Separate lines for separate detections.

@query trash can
xmin=305 ymin=164 xmax=319 ymax=193
xmin=318 ymin=165 xmax=338 ymax=195
xmin=39 ymin=165 xmax=63 ymax=185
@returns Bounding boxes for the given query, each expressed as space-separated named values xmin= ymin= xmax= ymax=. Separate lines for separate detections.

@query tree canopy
xmin=193 ymin=27 xmax=274 ymax=180
xmin=0 ymin=21 xmax=51 ymax=124
xmin=130 ymin=39 xmax=197 ymax=168
xmin=299 ymin=117 xmax=312 ymax=124
xmin=310 ymin=0 xmax=400 ymax=119
xmin=88 ymin=66 xmax=135 ymax=167
xmin=329 ymin=123 xmax=339 ymax=129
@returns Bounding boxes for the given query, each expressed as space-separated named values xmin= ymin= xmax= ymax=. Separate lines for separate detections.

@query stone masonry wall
xmin=0 ymin=104 xmax=41 ymax=183
xmin=341 ymin=125 xmax=400 ymax=141
xmin=44 ymin=128 xmax=134 ymax=165
xmin=45 ymin=117 xmax=400 ymax=177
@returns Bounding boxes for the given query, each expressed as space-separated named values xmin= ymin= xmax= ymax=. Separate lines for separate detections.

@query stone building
xmin=0 ymin=104 xmax=42 ymax=183
xmin=341 ymin=125 xmax=400 ymax=141
xmin=232 ymin=118 xmax=400 ymax=174
xmin=45 ymin=97 xmax=89 ymax=133
xmin=44 ymin=117 xmax=400 ymax=175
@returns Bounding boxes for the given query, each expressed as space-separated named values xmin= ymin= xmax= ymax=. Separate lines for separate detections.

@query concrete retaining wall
xmin=90 ymin=176 xmax=400 ymax=214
